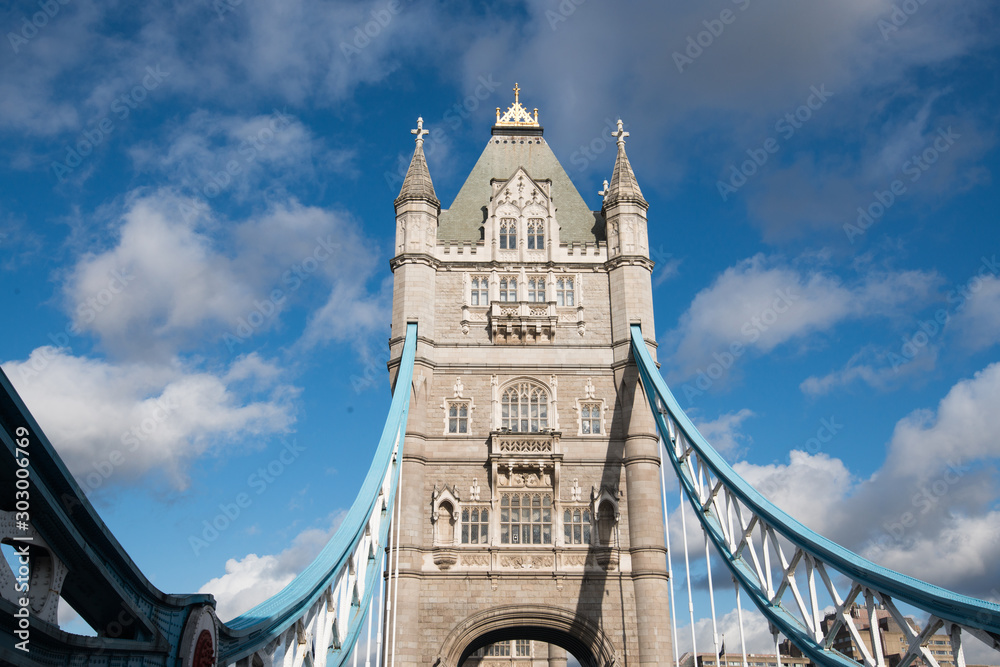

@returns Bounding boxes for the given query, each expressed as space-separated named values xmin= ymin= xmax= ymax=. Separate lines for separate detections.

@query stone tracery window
xmin=470 ymin=276 xmax=488 ymax=306
xmin=500 ymin=492 xmax=552 ymax=544
xmin=527 ymin=277 xmax=546 ymax=302
xmin=461 ymin=506 xmax=489 ymax=544
xmin=527 ymin=218 xmax=544 ymax=250
xmin=580 ymin=402 xmax=601 ymax=434
xmin=563 ymin=507 xmax=592 ymax=545
xmin=500 ymin=217 xmax=517 ymax=249
xmin=501 ymin=381 xmax=548 ymax=432
xmin=448 ymin=401 xmax=469 ymax=433
xmin=556 ymin=277 xmax=574 ymax=306
xmin=499 ymin=277 xmax=518 ymax=302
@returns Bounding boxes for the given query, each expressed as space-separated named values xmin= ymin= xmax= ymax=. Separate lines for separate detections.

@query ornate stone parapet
xmin=488 ymin=301 xmax=558 ymax=344
xmin=490 ymin=432 xmax=557 ymax=456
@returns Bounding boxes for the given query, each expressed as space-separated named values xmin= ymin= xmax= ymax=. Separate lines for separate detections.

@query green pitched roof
xmin=437 ymin=134 xmax=605 ymax=244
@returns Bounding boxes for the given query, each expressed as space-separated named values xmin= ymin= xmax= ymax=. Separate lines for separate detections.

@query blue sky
xmin=1 ymin=0 xmax=998 ymax=657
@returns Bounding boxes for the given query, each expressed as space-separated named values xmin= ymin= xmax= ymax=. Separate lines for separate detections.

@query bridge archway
xmin=438 ymin=604 xmax=619 ymax=667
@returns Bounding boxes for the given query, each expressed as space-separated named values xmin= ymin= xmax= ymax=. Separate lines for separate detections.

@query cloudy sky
xmin=1 ymin=0 xmax=998 ymax=660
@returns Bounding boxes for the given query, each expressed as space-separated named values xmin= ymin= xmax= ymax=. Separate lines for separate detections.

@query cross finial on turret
xmin=612 ymin=119 xmax=629 ymax=146
xmin=513 ymin=82 xmax=521 ymax=104
xmin=411 ymin=116 xmax=429 ymax=147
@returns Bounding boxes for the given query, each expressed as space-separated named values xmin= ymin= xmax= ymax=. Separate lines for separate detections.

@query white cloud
xmin=858 ymin=511 xmax=1000 ymax=592
xmin=198 ymin=553 xmax=295 ymax=623
xmin=199 ymin=511 xmax=345 ymax=621
xmin=298 ymin=275 xmax=391 ymax=351
xmin=663 ymin=254 xmax=938 ymax=382
xmin=2 ymin=347 xmax=296 ymax=491
xmin=733 ymin=451 xmax=855 ymax=539
xmin=880 ymin=362 xmax=1000 ymax=479
xmin=129 ymin=110 xmax=355 ymax=203
xmin=693 ymin=409 xmax=755 ymax=459
xmin=799 ymin=343 xmax=938 ymax=396
xmin=63 ymin=191 xmax=379 ymax=360
xmin=951 ymin=275 xmax=1000 ymax=352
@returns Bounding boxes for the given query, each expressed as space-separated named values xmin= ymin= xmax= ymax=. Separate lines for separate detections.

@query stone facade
xmin=386 ymin=89 xmax=671 ymax=667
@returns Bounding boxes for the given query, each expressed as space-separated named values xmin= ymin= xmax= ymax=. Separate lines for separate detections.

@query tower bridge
xmin=2 ymin=86 xmax=999 ymax=667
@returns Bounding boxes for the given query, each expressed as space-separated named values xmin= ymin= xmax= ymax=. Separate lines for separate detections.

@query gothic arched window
xmin=500 ymin=218 xmax=517 ymax=249
xmin=527 ymin=277 xmax=545 ymax=302
xmin=499 ymin=277 xmax=517 ymax=302
xmin=527 ymin=218 xmax=544 ymax=250
xmin=501 ymin=381 xmax=549 ymax=432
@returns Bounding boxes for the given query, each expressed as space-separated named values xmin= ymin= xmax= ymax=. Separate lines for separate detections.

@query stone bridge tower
xmin=387 ymin=86 xmax=670 ymax=667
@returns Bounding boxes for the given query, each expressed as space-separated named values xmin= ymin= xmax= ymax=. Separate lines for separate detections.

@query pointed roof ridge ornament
xmin=612 ymin=119 xmax=629 ymax=146
xmin=603 ymin=118 xmax=647 ymax=209
xmin=396 ymin=116 xmax=440 ymax=208
xmin=495 ymin=82 xmax=540 ymax=128
xmin=412 ymin=116 xmax=429 ymax=147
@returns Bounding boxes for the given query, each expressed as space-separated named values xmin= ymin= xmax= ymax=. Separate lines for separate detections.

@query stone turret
xmin=395 ymin=116 xmax=440 ymax=209
xmin=603 ymin=120 xmax=668 ymax=667
xmin=391 ymin=116 xmax=440 ymax=341
xmin=602 ymin=119 xmax=649 ymax=260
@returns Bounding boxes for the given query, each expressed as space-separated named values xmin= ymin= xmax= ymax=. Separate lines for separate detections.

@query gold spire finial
xmin=496 ymin=83 xmax=540 ymax=128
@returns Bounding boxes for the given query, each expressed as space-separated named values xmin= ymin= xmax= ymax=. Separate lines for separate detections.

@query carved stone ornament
xmin=460 ymin=554 xmax=491 ymax=567
xmin=434 ymin=549 xmax=458 ymax=570
xmin=499 ymin=554 xmax=554 ymax=569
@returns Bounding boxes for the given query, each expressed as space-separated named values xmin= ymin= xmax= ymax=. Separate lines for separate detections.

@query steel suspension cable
xmin=706 ymin=533 xmax=721 ymax=660
xmin=660 ymin=439 xmax=681 ymax=667
xmin=735 ymin=579 xmax=748 ymax=667
xmin=365 ymin=585 xmax=373 ymax=667
xmin=389 ymin=454 xmax=404 ymax=667
xmin=679 ymin=482 xmax=698 ymax=660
